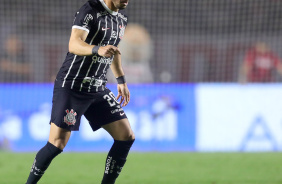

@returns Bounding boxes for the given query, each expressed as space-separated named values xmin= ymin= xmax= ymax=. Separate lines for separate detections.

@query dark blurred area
xmin=1 ymin=0 xmax=282 ymax=83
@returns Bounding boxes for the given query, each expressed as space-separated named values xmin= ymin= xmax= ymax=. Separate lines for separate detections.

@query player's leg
xmin=84 ymin=88 xmax=135 ymax=184
xmin=26 ymin=123 xmax=71 ymax=184
xmin=101 ymin=118 xmax=135 ymax=184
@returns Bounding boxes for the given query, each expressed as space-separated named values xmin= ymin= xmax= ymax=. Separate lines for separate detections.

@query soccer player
xmin=25 ymin=0 xmax=135 ymax=184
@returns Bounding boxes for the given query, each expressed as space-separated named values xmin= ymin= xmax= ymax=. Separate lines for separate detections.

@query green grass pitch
xmin=0 ymin=152 xmax=282 ymax=184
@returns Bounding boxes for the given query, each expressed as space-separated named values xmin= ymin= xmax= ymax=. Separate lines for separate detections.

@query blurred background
xmin=1 ymin=0 xmax=282 ymax=152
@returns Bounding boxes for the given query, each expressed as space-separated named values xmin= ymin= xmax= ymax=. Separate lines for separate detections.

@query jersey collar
xmin=99 ymin=0 xmax=118 ymax=16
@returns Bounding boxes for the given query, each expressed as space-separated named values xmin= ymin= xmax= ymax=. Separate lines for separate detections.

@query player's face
xmin=112 ymin=0 xmax=129 ymax=10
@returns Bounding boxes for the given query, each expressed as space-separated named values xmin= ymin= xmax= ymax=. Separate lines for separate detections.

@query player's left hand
xmin=116 ymin=83 xmax=130 ymax=107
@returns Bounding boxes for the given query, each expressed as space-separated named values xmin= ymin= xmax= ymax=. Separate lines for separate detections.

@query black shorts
xmin=50 ymin=84 xmax=127 ymax=131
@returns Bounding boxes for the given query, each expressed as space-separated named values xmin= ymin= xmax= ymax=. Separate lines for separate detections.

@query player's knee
xmin=49 ymin=123 xmax=71 ymax=150
xmin=48 ymin=139 xmax=67 ymax=150
xmin=118 ymin=130 xmax=135 ymax=141
xmin=129 ymin=131 xmax=135 ymax=140
xmin=126 ymin=129 xmax=135 ymax=141
xmin=123 ymin=131 xmax=134 ymax=141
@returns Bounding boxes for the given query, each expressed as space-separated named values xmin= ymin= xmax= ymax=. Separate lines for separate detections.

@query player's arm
xmin=69 ymin=28 xmax=120 ymax=57
xmin=68 ymin=28 xmax=93 ymax=56
xmin=110 ymin=52 xmax=130 ymax=107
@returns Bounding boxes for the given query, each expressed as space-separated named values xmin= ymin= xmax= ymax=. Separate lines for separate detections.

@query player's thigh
xmin=48 ymin=122 xmax=71 ymax=150
xmin=102 ymin=118 xmax=135 ymax=141
xmin=84 ymin=88 xmax=127 ymax=131
xmin=50 ymin=85 xmax=93 ymax=132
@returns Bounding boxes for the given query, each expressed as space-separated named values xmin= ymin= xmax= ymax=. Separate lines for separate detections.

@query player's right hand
xmin=116 ymin=83 xmax=130 ymax=107
xmin=98 ymin=45 xmax=121 ymax=58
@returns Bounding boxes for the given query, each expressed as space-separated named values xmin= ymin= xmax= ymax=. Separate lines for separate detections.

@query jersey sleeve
xmin=72 ymin=4 xmax=97 ymax=33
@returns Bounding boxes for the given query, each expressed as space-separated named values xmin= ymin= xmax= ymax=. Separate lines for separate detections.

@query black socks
xmin=26 ymin=142 xmax=62 ymax=184
xmin=26 ymin=140 xmax=134 ymax=184
xmin=101 ymin=139 xmax=135 ymax=184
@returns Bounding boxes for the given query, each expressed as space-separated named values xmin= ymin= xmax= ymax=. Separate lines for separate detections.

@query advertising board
xmin=0 ymin=84 xmax=196 ymax=152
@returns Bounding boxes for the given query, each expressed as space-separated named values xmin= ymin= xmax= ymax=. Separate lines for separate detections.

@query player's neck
xmin=103 ymin=0 xmax=119 ymax=12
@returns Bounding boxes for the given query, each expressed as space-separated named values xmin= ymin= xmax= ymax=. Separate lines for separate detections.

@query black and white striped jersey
xmin=56 ymin=0 xmax=128 ymax=93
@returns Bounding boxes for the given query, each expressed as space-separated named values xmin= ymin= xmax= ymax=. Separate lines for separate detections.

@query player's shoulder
xmin=117 ymin=9 xmax=128 ymax=22
xmin=118 ymin=9 xmax=127 ymax=17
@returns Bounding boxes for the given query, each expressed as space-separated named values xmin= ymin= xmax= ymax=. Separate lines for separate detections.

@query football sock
xmin=26 ymin=141 xmax=62 ymax=184
xmin=101 ymin=139 xmax=135 ymax=184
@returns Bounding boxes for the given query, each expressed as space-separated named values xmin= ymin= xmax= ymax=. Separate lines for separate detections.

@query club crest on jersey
xmin=64 ymin=109 xmax=77 ymax=126
xmin=119 ymin=25 xmax=125 ymax=39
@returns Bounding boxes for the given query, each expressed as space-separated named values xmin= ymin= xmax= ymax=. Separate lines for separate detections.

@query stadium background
xmin=1 ymin=0 xmax=282 ymax=152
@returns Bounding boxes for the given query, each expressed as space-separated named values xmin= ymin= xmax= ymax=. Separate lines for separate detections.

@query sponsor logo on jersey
xmin=118 ymin=13 xmax=127 ymax=22
xmin=83 ymin=76 xmax=104 ymax=87
xmin=97 ymin=11 xmax=108 ymax=19
xmin=111 ymin=30 xmax=118 ymax=39
xmin=92 ymin=55 xmax=113 ymax=64
xmin=64 ymin=109 xmax=77 ymax=126
xmin=102 ymin=27 xmax=110 ymax=31
xmin=119 ymin=25 xmax=125 ymax=39
xmin=82 ymin=14 xmax=93 ymax=28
